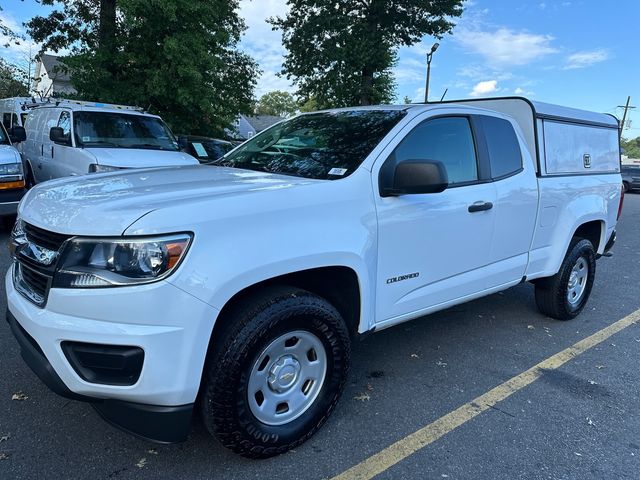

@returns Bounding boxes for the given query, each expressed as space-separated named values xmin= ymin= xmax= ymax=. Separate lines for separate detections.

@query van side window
xmin=481 ymin=116 xmax=522 ymax=179
xmin=58 ymin=111 xmax=71 ymax=139
xmin=2 ymin=113 xmax=11 ymax=129
xmin=11 ymin=113 xmax=18 ymax=128
xmin=394 ymin=117 xmax=478 ymax=184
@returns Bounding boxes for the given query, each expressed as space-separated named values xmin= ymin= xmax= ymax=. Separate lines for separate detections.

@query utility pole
xmin=618 ymin=96 xmax=636 ymax=141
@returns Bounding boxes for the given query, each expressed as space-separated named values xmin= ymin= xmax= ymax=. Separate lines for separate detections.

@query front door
xmin=374 ymin=114 xmax=497 ymax=323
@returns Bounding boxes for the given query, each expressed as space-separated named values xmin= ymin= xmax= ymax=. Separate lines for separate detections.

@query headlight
xmin=53 ymin=234 xmax=192 ymax=288
xmin=89 ymin=164 xmax=124 ymax=173
xmin=0 ymin=163 xmax=23 ymax=176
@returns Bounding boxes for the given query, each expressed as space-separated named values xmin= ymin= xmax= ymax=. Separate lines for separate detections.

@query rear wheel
xmin=534 ymin=238 xmax=596 ymax=320
xmin=623 ymin=181 xmax=630 ymax=193
xmin=200 ymin=287 xmax=351 ymax=458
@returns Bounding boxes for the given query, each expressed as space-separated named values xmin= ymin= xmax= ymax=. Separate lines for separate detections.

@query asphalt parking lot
xmin=1 ymin=195 xmax=639 ymax=480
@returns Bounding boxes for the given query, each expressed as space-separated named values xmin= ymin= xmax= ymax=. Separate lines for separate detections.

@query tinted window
xmin=11 ymin=113 xmax=18 ymax=127
xmin=217 ymin=110 xmax=406 ymax=180
xmin=482 ymin=116 xmax=522 ymax=178
xmin=394 ymin=117 xmax=478 ymax=185
xmin=2 ymin=113 xmax=10 ymax=129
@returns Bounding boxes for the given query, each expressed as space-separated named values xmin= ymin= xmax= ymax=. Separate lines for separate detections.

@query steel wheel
xmin=567 ymin=256 xmax=588 ymax=305
xmin=248 ymin=330 xmax=327 ymax=426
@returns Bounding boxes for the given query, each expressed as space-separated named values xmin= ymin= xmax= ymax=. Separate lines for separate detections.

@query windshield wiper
xmin=82 ymin=141 xmax=120 ymax=147
xmin=130 ymin=143 xmax=171 ymax=151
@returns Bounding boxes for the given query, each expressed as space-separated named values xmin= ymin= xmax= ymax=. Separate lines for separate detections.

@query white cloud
xmin=238 ymin=0 xmax=293 ymax=97
xmin=469 ymin=80 xmax=498 ymax=97
xmin=564 ymin=49 xmax=609 ymax=70
xmin=514 ymin=87 xmax=534 ymax=96
xmin=455 ymin=27 xmax=558 ymax=66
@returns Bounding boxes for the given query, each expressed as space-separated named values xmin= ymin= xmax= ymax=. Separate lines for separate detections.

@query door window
xmin=2 ymin=113 xmax=11 ymax=129
xmin=481 ymin=116 xmax=522 ymax=179
xmin=394 ymin=117 xmax=478 ymax=185
xmin=57 ymin=111 xmax=72 ymax=144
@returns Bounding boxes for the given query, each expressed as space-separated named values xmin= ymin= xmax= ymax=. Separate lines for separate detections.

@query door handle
xmin=468 ymin=201 xmax=493 ymax=213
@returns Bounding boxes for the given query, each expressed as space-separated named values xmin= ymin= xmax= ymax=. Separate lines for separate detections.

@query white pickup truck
xmin=6 ymin=98 xmax=622 ymax=458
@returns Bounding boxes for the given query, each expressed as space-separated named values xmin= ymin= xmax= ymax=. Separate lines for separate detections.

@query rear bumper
xmin=7 ymin=309 xmax=193 ymax=443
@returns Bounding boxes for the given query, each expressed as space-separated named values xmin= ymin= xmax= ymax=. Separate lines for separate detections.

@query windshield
xmin=74 ymin=111 xmax=179 ymax=151
xmin=212 ymin=110 xmax=406 ymax=179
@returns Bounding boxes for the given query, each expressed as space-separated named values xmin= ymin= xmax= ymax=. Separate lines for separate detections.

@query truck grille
xmin=13 ymin=223 xmax=72 ymax=307
xmin=24 ymin=223 xmax=70 ymax=252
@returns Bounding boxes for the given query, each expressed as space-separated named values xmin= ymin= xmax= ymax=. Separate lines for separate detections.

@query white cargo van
xmin=0 ymin=97 xmax=32 ymax=130
xmin=21 ymin=99 xmax=198 ymax=184
xmin=7 ymin=97 xmax=622 ymax=457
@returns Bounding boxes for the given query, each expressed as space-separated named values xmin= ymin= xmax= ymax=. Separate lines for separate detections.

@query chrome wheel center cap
xmin=568 ymin=271 xmax=578 ymax=288
xmin=268 ymin=355 xmax=300 ymax=393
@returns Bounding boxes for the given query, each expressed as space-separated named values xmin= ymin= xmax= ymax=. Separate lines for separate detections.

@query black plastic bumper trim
xmin=6 ymin=310 xmax=193 ymax=443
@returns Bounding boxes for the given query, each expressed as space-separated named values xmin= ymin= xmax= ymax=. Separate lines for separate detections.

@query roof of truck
xmin=308 ymin=98 xmax=618 ymax=128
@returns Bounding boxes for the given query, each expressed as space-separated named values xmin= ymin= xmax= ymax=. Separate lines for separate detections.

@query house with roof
xmin=33 ymin=54 xmax=76 ymax=97
xmin=230 ymin=114 xmax=283 ymax=140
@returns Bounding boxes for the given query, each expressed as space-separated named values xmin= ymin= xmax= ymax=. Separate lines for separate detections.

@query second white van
xmin=22 ymin=99 xmax=198 ymax=185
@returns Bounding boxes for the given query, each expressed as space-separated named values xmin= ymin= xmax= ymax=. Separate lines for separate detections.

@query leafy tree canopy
xmin=0 ymin=59 xmax=29 ymax=97
xmin=255 ymin=90 xmax=298 ymax=117
xmin=270 ymin=0 xmax=464 ymax=109
xmin=26 ymin=0 xmax=259 ymax=136
xmin=622 ymin=137 xmax=640 ymax=159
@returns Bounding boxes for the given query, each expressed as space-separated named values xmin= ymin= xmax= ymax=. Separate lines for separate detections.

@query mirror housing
xmin=381 ymin=160 xmax=449 ymax=197
xmin=9 ymin=126 xmax=26 ymax=143
xmin=49 ymin=126 xmax=70 ymax=145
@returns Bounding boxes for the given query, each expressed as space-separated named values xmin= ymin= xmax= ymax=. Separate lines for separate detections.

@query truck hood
xmin=0 ymin=144 xmax=20 ymax=165
xmin=87 ymin=147 xmax=198 ymax=168
xmin=19 ymin=165 xmax=319 ymax=235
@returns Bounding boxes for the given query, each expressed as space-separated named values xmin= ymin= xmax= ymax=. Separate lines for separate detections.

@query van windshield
xmin=74 ymin=112 xmax=179 ymax=151
xmin=211 ymin=110 xmax=406 ymax=180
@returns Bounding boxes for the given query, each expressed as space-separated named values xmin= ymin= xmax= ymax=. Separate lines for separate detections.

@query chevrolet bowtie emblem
xmin=25 ymin=242 xmax=58 ymax=266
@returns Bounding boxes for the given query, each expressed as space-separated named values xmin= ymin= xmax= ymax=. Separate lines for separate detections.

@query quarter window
xmin=481 ymin=116 xmax=522 ymax=178
xmin=393 ymin=117 xmax=478 ymax=185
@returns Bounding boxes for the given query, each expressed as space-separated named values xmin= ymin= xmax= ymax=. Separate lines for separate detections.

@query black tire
xmin=623 ymin=181 xmax=630 ymax=193
xmin=534 ymin=238 xmax=596 ymax=320
xmin=24 ymin=163 xmax=36 ymax=189
xmin=200 ymin=286 xmax=351 ymax=458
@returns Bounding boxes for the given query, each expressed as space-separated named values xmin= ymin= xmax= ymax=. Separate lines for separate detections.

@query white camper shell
xmin=443 ymin=97 xmax=620 ymax=176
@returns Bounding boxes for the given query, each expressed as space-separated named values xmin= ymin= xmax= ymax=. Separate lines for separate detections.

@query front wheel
xmin=200 ymin=287 xmax=351 ymax=458
xmin=534 ymin=238 xmax=596 ymax=320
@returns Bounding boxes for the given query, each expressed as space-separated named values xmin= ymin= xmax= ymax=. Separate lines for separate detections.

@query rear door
xmin=477 ymin=114 xmax=538 ymax=285
xmin=374 ymin=112 xmax=498 ymax=323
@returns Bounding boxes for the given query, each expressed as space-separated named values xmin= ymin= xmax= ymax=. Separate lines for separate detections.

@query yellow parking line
xmin=332 ymin=308 xmax=640 ymax=480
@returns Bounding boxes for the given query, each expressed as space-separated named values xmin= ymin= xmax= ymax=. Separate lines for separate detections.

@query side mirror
xmin=49 ymin=126 xmax=69 ymax=145
xmin=176 ymin=136 xmax=188 ymax=150
xmin=9 ymin=126 xmax=26 ymax=143
xmin=381 ymin=160 xmax=449 ymax=197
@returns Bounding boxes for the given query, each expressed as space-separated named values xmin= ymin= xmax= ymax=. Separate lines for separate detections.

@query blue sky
xmin=2 ymin=0 xmax=638 ymax=138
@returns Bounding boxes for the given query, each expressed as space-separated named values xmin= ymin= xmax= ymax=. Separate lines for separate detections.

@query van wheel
xmin=623 ymin=181 xmax=630 ymax=193
xmin=25 ymin=164 xmax=36 ymax=189
xmin=201 ymin=287 xmax=350 ymax=458
xmin=534 ymin=238 xmax=596 ymax=320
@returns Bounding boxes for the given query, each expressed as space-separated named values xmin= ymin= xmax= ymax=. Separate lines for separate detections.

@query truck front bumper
xmin=5 ymin=267 xmax=220 ymax=443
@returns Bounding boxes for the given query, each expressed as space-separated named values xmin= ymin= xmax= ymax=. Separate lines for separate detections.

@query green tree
xmin=255 ymin=90 xmax=298 ymax=117
xmin=270 ymin=0 xmax=463 ymax=109
xmin=403 ymin=95 xmax=413 ymax=104
xmin=0 ymin=59 xmax=29 ymax=97
xmin=26 ymin=0 xmax=258 ymax=136
xmin=622 ymin=137 xmax=640 ymax=158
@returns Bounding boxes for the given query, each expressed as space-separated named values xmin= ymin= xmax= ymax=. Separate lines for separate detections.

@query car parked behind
xmin=21 ymin=99 xmax=198 ymax=185
xmin=177 ymin=135 xmax=236 ymax=163
xmin=622 ymin=164 xmax=640 ymax=192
